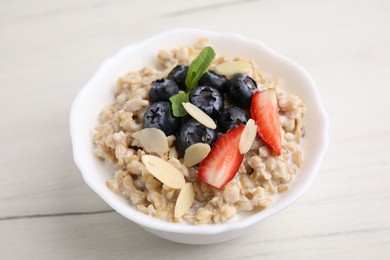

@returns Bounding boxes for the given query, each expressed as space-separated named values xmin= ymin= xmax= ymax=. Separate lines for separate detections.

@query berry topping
xmin=149 ymin=78 xmax=179 ymax=102
xmin=198 ymin=125 xmax=245 ymax=189
xmin=226 ymin=73 xmax=258 ymax=108
xmin=189 ymin=86 xmax=224 ymax=119
xmin=167 ymin=65 xmax=189 ymax=90
xmin=217 ymin=106 xmax=248 ymax=133
xmin=198 ymin=70 xmax=227 ymax=93
xmin=177 ymin=118 xmax=217 ymax=153
xmin=250 ymin=89 xmax=281 ymax=155
xmin=143 ymin=101 xmax=179 ymax=136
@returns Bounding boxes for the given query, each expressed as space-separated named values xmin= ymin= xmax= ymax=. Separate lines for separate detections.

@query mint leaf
xmin=185 ymin=47 xmax=216 ymax=91
xmin=169 ymin=92 xmax=189 ymax=117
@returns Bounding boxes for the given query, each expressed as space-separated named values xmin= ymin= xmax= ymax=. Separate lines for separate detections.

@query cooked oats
xmin=93 ymin=38 xmax=305 ymax=224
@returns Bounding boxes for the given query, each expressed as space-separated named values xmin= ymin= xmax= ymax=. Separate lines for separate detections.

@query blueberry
xmin=198 ymin=70 xmax=227 ymax=93
xmin=218 ymin=106 xmax=248 ymax=133
xmin=143 ymin=101 xmax=179 ymax=136
xmin=177 ymin=118 xmax=217 ymax=153
xmin=226 ymin=73 xmax=258 ymax=108
xmin=167 ymin=65 xmax=188 ymax=90
xmin=149 ymin=78 xmax=179 ymax=102
xmin=189 ymin=86 xmax=224 ymax=119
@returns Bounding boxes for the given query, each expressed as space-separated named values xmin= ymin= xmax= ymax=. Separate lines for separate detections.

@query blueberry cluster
xmin=143 ymin=65 xmax=258 ymax=153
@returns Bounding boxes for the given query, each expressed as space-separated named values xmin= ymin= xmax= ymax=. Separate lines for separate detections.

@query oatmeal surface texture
xmin=93 ymin=38 xmax=305 ymax=224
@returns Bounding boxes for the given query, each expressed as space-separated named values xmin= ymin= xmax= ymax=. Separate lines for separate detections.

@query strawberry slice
xmin=198 ymin=125 xmax=245 ymax=189
xmin=250 ymin=89 xmax=281 ymax=155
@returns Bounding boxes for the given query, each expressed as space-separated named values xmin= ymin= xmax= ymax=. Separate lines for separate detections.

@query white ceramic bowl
xmin=70 ymin=28 xmax=329 ymax=244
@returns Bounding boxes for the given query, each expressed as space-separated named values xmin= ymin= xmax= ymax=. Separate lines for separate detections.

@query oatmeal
xmin=94 ymin=38 xmax=305 ymax=224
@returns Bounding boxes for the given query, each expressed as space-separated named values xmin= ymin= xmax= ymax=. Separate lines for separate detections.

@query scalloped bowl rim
xmin=70 ymin=28 xmax=329 ymax=235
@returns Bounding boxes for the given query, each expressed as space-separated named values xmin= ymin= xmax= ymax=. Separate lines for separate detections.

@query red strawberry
xmin=198 ymin=125 xmax=245 ymax=189
xmin=250 ymin=89 xmax=281 ymax=155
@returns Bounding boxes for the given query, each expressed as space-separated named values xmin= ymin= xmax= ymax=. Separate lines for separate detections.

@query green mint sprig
xmin=169 ymin=46 xmax=216 ymax=117
xmin=169 ymin=91 xmax=189 ymax=117
xmin=185 ymin=46 xmax=216 ymax=91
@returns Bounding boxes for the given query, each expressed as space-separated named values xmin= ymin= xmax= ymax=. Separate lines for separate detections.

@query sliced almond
xmin=182 ymin=102 xmax=216 ymax=129
xmin=184 ymin=143 xmax=211 ymax=167
xmin=132 ymin=128 xmax=168 ymax=155
xmin=174 ymin=183 xmax=195 ymax=218
xmin=158 ymin=63 xmax=177 ymax=79
xmin=239 ymin=119 xmax=257 ymax=154
xmin=141 ymin=155 xmax=185 ymax=189
xmin=215 ymin=61 xmax=251 ymax=76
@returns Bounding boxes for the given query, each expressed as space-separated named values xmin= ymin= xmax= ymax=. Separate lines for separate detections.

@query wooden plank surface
xmin=1 ymin=0 xmax=389 ymax=259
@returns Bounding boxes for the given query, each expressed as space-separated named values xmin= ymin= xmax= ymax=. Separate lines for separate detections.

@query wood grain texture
xmin=1 ymin=0 xmax=389 ymax=259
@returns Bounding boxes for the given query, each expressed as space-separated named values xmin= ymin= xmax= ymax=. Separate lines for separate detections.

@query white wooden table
xmin=1 ymin=0 xmax=389 ymax=259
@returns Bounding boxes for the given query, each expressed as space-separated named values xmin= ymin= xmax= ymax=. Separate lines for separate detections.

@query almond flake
xmin=158 ymin=63 xmax=177 ymax=79
xmin=184 ymin=143 xmax=211 ymax=167
xmin=141 ymin=155 xmax=185 ymax=189
xmin=132 ymin=128 xmax=168 ymax=155
xmin=239 ymin=119 xmax=257 ymax=154
xmin=182 ymin=102 xmax=216 ymax=129
xmin=215 ymin=61 xmax=251 ymax=76
xmin=174 ymin=183 xmax=195 ymax=218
